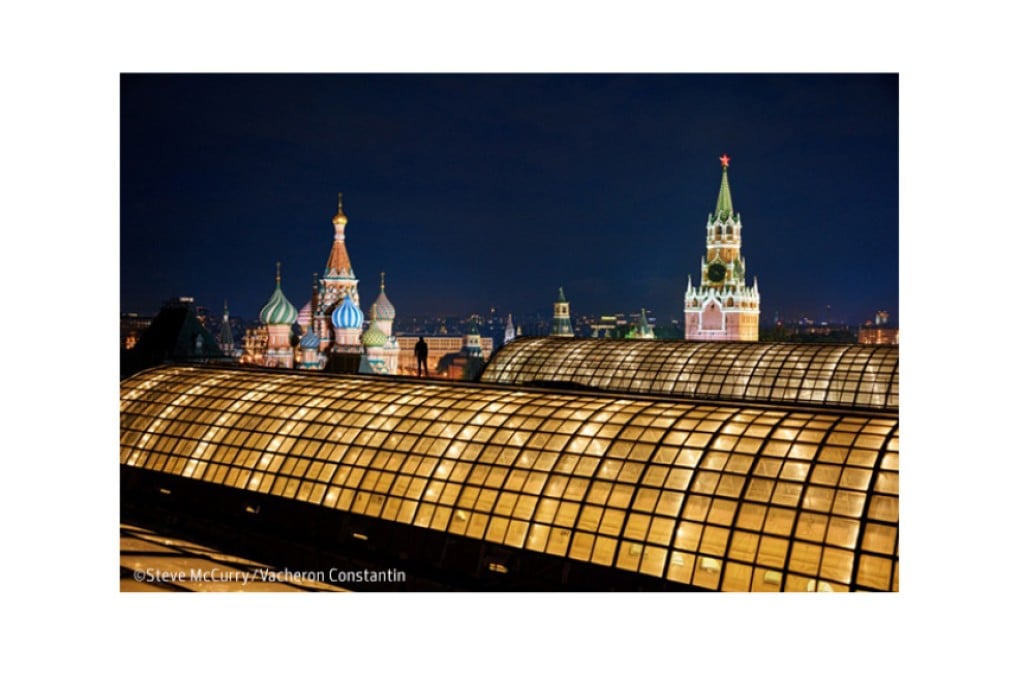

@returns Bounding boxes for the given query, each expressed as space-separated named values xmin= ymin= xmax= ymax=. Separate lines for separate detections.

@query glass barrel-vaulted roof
xmin=121 ymin=365 xmax=898 ymax=592
xmin=481 ymin=338 xmax=898 ymax=411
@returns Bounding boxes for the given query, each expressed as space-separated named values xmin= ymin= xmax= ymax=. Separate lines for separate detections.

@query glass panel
xmin=545 ymin=527 xmax=571 ymax=556
xmin=756 ymin=536 xmax=789 ymax=569
xmin=862 ymin=522 xmax=897 ymax=555
xmin=591 ymin=536 xmax=617 ymax=566
xmin=826 ymin=517 xmax=860 ymax=549
xmin=639 ymin=546 xmax=667 ymax=577
xmin=727 ymin=531 xmax=759 ymax=563
xmin=819 ymin=547 xmax=854 ymax=584
xmin=721 ymin=562 xmax=752 ymax=592
xmin=599 ymin=509 xmax=626 ymax=537
xmin=647 ymin=517 xmax=674 ymax=546
xmin=856 ymin=554 xmax=893 ymax=590
xmin=665 ymin=550 xmax=695 ymax=584
xmin=691 ymin=555 xmax=722 ymax=590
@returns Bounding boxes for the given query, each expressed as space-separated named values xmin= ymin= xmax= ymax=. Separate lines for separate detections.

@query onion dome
xmin=299 ymin=326 xmax=320 ymax=349
xmin=372 ymin=272 xmax=395 ymax=321
xmin=259 ymin=263 xmax=299 ymax=326
xmin=331 ymin=293 xmax=364 ymax=329
xmin=362 ymin=320 xmax=388 ymax=348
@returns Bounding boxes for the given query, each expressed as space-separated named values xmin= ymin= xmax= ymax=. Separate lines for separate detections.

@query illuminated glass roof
xmin=482 ymin=338 xmax=898 ymax=411
xmin=121 ymin=365 xmax=898 ymax=592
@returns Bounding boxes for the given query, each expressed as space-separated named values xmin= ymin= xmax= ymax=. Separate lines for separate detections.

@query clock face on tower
xmin=708 ymin=262 xmax=726 ymax=283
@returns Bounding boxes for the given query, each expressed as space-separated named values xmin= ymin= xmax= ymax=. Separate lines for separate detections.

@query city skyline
xmin=121 ymin=74 xmax=898 ymax=325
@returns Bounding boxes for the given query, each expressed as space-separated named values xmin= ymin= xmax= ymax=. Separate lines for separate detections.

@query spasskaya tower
xmin=684 ymin=155 xmax=760 ymax=341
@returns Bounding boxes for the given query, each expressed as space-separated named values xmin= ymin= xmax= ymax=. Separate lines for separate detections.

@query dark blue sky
xmin=121 ymin=74 xmax=897 ymax=324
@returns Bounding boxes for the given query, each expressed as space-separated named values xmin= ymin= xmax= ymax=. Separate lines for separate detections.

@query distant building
xmin=120 ymin=297 xmax=225 ymax=377
xmin=438 ymin=321 xmax=487 ymax=380
xmin=397 ymin=336 xmax=493 ymax=376
xmin=685 ymin=155 xmax=760 ymax=341
xmin=627 ymin=308 xmax=655 ymax=339
xmin=859 ymin=327 xmax=899 ymax=345
xmin=858 ymin=310 xmax=898 ymax=345
xmin=591 ymin=314 xmax=624 ymax=338
xmin=504 ymin=313 xmax=516 ymax=345
xmin=550 ymin=287 xmax=574 ymax=337
xmin=121 ymin=313 xmax=153 ymax=350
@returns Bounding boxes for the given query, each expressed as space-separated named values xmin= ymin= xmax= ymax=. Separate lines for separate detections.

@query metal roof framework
xmin=121 ymin=365 xmax=898 ymax=591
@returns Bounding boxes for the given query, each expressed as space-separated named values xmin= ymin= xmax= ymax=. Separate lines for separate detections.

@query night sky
xmin=121 ymin=74 xmax=898 ymax=325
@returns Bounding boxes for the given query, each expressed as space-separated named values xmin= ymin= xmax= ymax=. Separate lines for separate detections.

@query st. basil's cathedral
xmin=240 ymin=194 xmax=399 ymax=374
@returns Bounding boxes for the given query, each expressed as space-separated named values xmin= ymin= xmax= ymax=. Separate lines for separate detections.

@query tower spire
xmin=333 ymin=193 xmax=347 ymax=226
xmin=275 ymin=261 xmax=281 ymax=285
xmin=325 ymin=192 xmax=355 ymax=279
xmin=219 ymin=299 xmax=234 ymax=353
xmin=715 ymin=154 xmax=734 ymax=221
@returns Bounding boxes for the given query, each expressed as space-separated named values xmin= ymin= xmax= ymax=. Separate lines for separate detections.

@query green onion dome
xmin=259 ymin=263 xmax=299 ymax=326
xmin=362 ymin=320 xmax=388 ymax=348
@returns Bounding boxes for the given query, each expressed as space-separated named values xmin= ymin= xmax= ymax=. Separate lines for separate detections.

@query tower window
xmin=726 ymin=225 xmax=732 ymax=236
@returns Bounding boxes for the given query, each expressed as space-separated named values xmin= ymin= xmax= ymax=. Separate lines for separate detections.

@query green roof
xmin=714 ymin=166 xmax=734 ymax=221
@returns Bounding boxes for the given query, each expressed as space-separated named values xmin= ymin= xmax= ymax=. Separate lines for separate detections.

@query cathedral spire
xmin=324 ymin=192 xmax=356 ymax=281
xmin=333 ymin=192 xmax=347 ymax=227
xmin=715 ymin=154 xmax=734 ymax=221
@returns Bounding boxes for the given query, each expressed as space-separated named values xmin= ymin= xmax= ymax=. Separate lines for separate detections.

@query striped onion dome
xmin=299 ymin=326 xmax=320 ymax=349
xmin=361 ymin=320 xmax=388 ymax=348
xmin=259 ymin=264 xmax=299 ymax=326
xmin=331 ymin=294 xmax=364 ymax=330
xmin=372 ymin=272 xmax=395 ymax=321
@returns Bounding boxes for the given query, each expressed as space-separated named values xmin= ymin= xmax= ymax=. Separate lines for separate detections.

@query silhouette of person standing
xmin=414 ymin=336 xmax=429 ymax=377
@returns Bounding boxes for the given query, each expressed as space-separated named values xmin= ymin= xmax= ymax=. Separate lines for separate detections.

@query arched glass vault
xmin=121 ymin=365 xmax=898 ymax=591
xmin=481 ymin=338 xmax=898 ymax=411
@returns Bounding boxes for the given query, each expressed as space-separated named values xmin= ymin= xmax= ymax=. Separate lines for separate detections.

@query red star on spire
xmin=720 ymin=154 xmax=731 ymax=168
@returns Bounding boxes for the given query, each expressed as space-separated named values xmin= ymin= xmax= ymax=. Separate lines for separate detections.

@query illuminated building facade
xmin=121 ymin=313 xmax=153 ymax=350
xmin=396 ymin=336 xmax=494 ymax=376
xmin=859 ymin=310 xmax=898 ymax=345
xmin=685 ymin=155 xmax=760 ymax=341
xmin=858 ymin=327 xmax=899 ymax=345
xmin=551 ymin=287 xmax=574 ymax=337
